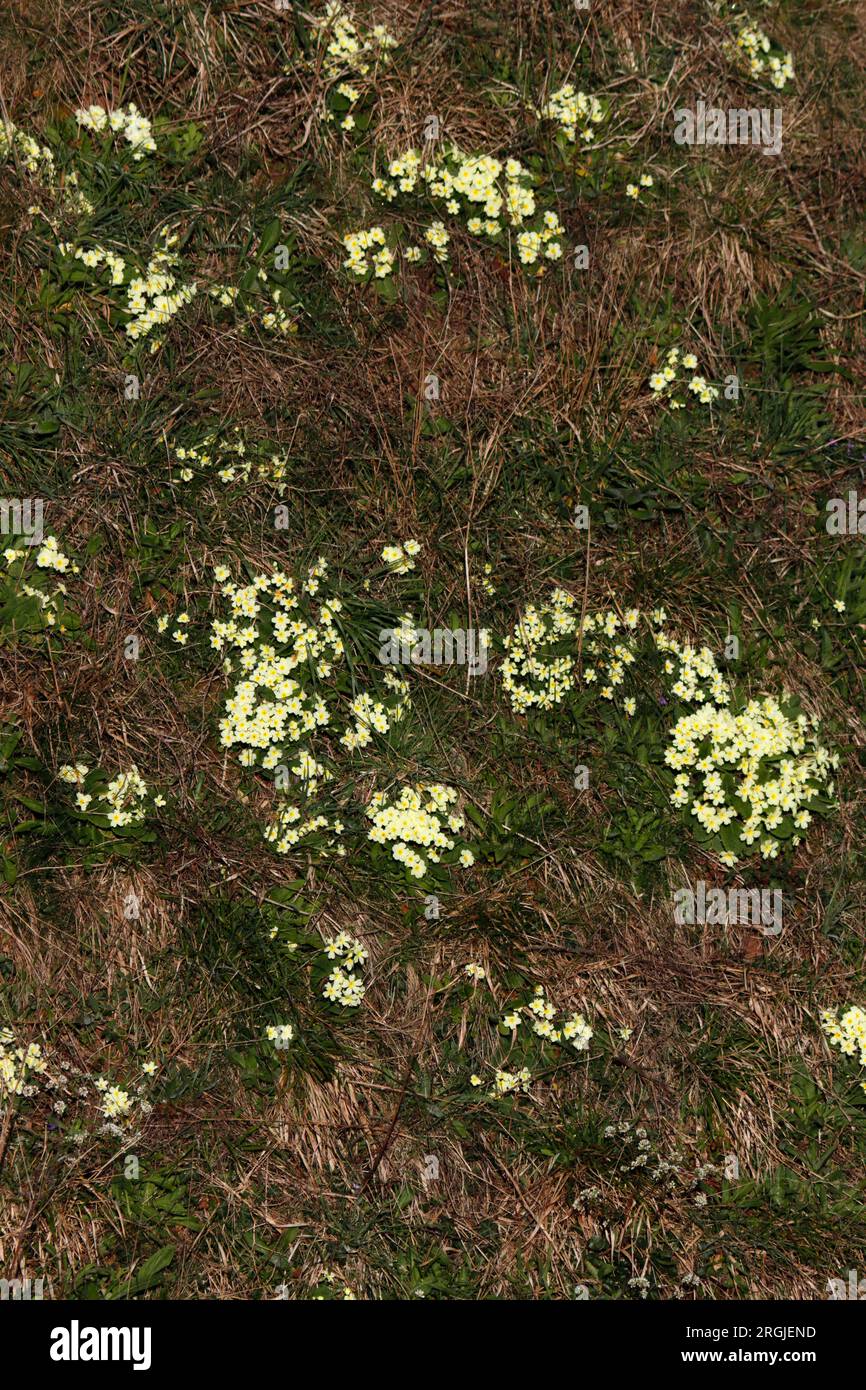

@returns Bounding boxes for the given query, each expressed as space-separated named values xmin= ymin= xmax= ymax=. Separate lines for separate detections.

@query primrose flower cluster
xmin=381 ymin=538 xmax=420 ymax=574
xmin=821 ymin=1006 xmax=866 ymax=1093
xmin=93 ymin=1062 xmax=158 ymax=1133
xmin=4 ymin=123 xmax=93 ymax=221
xmin=208 ymin=273 xmax=296 ymax=335
xmin=654 ymin=629 xmax=731 ymax=706
xmin=342 ymin=226 xmax=395 ymax=278
xmin=503 ymin=591 xmax=837 ymax=866
xmin=322 ymin=932 xmax=368 ymax=1008
xmin=170 ymin=432 xmax=288 ymax=493
xmin=483 ymin=1067 xmax=532 ymax=1097
xmin=665 ymin=696 xmax=837 ymax=864
xmin=2 ymin=538 xmax=79 ymax=639
xmin=372 ymin=147 xmax=565 ymax=269
xmin=324 ymin=80 xmax=364 ymax=133
xmin=58 ymin=762 xmax=164 ymax=828
xmin=266 ymin=1023 xmax=295 ymax=1049
xmin=68 ymin=241 xmax=125 ymax=284
xmin=314 ymin=1 xmax=397 ymax=80
xmin=74 ymin=103 xmax=157 ymax=159
xmin=310 ymin=2 xmax=398 ymax=134
xmin=0 ymin=1029 xmax=49 ymax=1101
xmin=0 ymin=119 xmax=56 ymax=177
xmin=649 ymin=347 xmax=719 ymax=408
xmin=313 ymin=1270 xmax=358 ymax=1300
xmin=536 ymin=83 xmax=605 ymax=144
xmin=502 ymin=985 xmax=594 ymax=1051
xmin=59 ymin=229 xmax=197 ymax=348
xmin=156 ymin=610 xmax=191 ymax=645
xmin=211 ymin=561 xmax=411 ymax=856
xmin=213 ymin=560 xmax=410 ymax=761
xmin=1 ymin=120 xmax=94 ymax=218
xmin=365 ymin=783 xmax=474 ymax=878
xmin=730 ymin=23 xmax=794 ymax=90
xmin=1 ymin=1032 xmax=159 ymax=1138
xmin=470 ymin=985 xmax=594 ymax=1098
xmin=625 ymin=173 xmax=654 ymax=201
xmin=502 ymin=592 xmax=718 ymax=716
xmin=124 ymin=230 xmax=196 ymax=344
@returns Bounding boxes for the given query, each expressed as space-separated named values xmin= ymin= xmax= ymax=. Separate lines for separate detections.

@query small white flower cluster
xmin=732 ymin=24 xmax=794 ymax=89
xmin=424 ymin=220 xmax=450 ymax=263
xmin=17 ymin=536 xmax=77 ymax=575
xmin=1 ymin=1034 xmax=158 ymax=1133
xmin=502 ymin=594 xmax=836 ymax=865
xmin=314 ymin=1269 xmax=358 ymax=1299
xmin=536 ymin=83 xmax=605 ymax=143
xmin=365 ymin=783 xmax=474 ymax=878
xmin=74 ymin=103 xmax=157 ymax=159
xmin=60 ymin=229 xmax=196 ymax=348
xmin=649 ymin=347 xmax=719 ymax=408
xmin=325 ymin=81 xmax=362 ymax=134
xmin=464 ymin=962 xmax=487 ymax=982
xmin=58 ymin=762 xmax=165 ymax=828
xmin=301 ymin=2 xmax=398 ymax=135
xmin=265 ymin=797 xmax=339 ymax=856
xmin=322 ymin=932 xmax=368 ymax=1007
xmin=489 ymin=1067 xmax=532 ymax=1096
xmin=1 ymin=120 xmax=94 ymax=217
xmin=821 ymin=1007 xmax=866 ymax=1093
xmin=99 ymin=1083 xmax=134 ymax=1119
xmin=212 ymin=560 xmax=410 ymax=765
xmin=156 ymin=610 xmax=191 ymax=645
xmin=654 ymin=630 xmax=730 ymax=706
xmin=211 ymin=561 xmax=411 ymax=858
